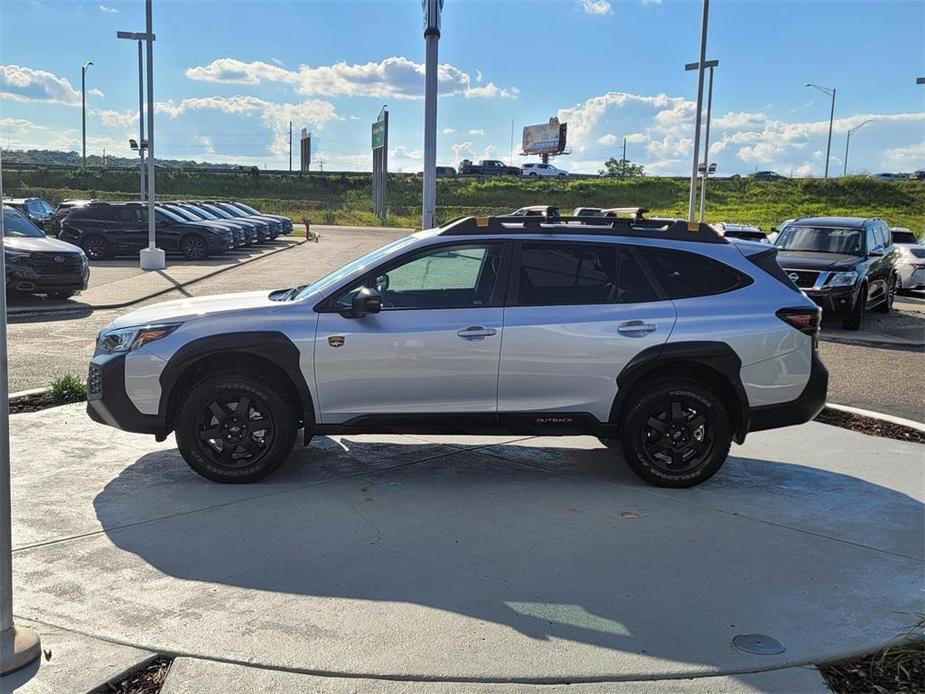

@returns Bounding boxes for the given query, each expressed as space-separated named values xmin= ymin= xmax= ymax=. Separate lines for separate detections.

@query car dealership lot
xmin=6 ymin=403 xmax=922 ymax=690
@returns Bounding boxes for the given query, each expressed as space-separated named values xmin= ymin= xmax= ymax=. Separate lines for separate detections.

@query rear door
xmin=498 ymin=240 xmax=676 ymax=422
xmin=111 ymin=206 xmax=147 ymax=251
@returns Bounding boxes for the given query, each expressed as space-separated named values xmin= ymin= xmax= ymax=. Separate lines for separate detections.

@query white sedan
xmin=522 ymin=163 xmax=569 ymax=178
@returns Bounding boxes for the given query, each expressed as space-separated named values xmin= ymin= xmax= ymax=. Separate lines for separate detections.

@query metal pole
xmin=382 ymin=109 xmax=389 ymax=225
xmin=81 ymin=66 xmax=87 ymax=168
xmin=688 ymin=0 xmax=709 ymax=222
xmin=140 ymin=0 xmax=163 ymax=269
xmin=422 ymin=29 xmax=438 ymax=229
xmin=138 ymin=40 xmax=145 ymax=201
xmin=289 ymin=121 xmax=292 ymax=173
xmin=0 ymin=147 xmax=42 ymax=675
xmin=699 ymin=65 xmax=714 ymax=222
xmin=824 ymin=88 xmax=835 ymax=179
xmin=622 ymin=137 xmax=626 ymax=178
xmin=843 ymin=130 xmax=850 ymax=178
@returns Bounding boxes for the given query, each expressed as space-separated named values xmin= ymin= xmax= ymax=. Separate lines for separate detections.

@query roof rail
xmin=438 ymin=214 xmax=727 ymax=244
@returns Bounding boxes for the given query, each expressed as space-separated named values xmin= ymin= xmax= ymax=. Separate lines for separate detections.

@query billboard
xmin=522 ymin=118 xmax=567 ymax=155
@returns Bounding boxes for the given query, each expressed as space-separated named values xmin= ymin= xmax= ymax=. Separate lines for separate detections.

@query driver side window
xmin=336 ymin=243 xmax=503 ymax=311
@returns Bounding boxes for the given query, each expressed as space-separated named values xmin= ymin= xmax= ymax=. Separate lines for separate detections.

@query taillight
xmin=777 ymin=307 xmax=822 ymax=349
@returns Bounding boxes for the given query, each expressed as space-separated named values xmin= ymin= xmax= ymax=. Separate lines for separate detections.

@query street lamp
xmin=421 ymin=0 xmax=443 ymax=230
xmin=686 ymin=59 xmax=718 ymax=222
xmin=117 ymin=31 xmax=152 ymax=202
xmin=917 ymin=77 xmax=925 ymax=85
xmin=843 ymin=119 xmax=871 ymax=177
xmin=687 ymin=0 xmax=710 ymax=223
xmin=805 ymin=83 xmax=836 ymax=178
xmin=81 ymin=61 xmax=93 ymax=168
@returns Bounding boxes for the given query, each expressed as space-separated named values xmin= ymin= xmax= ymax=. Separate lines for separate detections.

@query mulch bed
xmin=9 ymin=391 xmax=85 ymax=414
xmin=820 ymin=638 xmax=924 ymax=694
xmin=815 ymin=407 xmax=925 ymax=444
xmin=91 ymin=656 xmax=173 ymax=694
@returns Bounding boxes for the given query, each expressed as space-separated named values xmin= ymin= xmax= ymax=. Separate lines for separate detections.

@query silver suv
xmin=87 ymin=214 xmax=828 ymax=488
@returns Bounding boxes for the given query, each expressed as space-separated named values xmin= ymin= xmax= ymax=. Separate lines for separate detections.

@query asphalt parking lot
xmin=6 ymin=226 xmax=925 ymax=422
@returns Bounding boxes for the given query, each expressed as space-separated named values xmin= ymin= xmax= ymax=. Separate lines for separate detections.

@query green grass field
xmin=5 ymin=167 xmax=923 ymax=234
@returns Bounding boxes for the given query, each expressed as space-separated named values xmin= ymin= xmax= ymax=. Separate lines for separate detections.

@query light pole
xmin=843 ymin=119 xmax=871 ymax=177
xmin=0 ymin=147 xmax=43 ymax=676
xmin=117 ymin=31 xmax=149 ymax=201
xmin=81 ymin=61 xmax=93 ymax=168
xmin=687 ymin=0 xmax=710 ymax=223
xmin=806 ymin=83 xmax=836 ymax=178
xmin=421 ymin=0 xmax=443 ymax=230
xmin=140 ymin=0 xmax=163 ymax=270
xmin=686 ymin=59 xmax=718 ymax=222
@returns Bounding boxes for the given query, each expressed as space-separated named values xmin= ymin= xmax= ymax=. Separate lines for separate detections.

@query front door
xmin=314 ymin=241 xmax=508 ymax=423
xmin=498 ymin=241 xmax=676 ymax=423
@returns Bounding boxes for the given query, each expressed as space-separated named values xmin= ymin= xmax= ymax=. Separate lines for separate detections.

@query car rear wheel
xmin=175 ymin=371 xmax=298 ymax=483
xmin=617 ymin=379 xmax=732 ymax=488
xmin=81 ymin=235 xmax=110 ymax=260
xmin=842 ymin=285 xmax=866 ymax=330
xmin=180 ymin=234 xmax=209 ymax=261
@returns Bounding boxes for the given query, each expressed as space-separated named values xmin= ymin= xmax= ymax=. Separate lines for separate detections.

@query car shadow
xmin=87 ymin=436 xmax=924 ymax=673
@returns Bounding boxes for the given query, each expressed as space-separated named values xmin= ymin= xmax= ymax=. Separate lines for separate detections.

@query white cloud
xmin=0 ymin=65 xmax=82 ymax=105
xmin=580 ymin=0 xmax=612 ymax=15
xmin=89 ymin=88 xmax=104 ymax=98
xmin=349 ymin=115 xmax=361 ymax=121
xmin=390 ymin=145 xmax=423 ymax=161
xmin=0 ymin=117 xmax=45 ymax=135
xmin=271 ymin=58 xmax=284 ymax=66
xmin=595 ymin=133 xmax=618 ymax=146
xmin=475 ymin=69 xmax=483 ymax=83
xmin=442 ymin=127 xmax=456 ymax=134
xmin=94 ymin=108 xmax=137 ymax=128
xmin=185 ymin=56 xmax=518 ymax=100
xmin=883 ymin=140 xmax=925 ymax=170
xmin=98 ymin=4 xmax=118 ymax=12
xmin=468 ymin=129 xmax=485 ymax=136
xmin=194 ymin=135 xmax=215 ymax=155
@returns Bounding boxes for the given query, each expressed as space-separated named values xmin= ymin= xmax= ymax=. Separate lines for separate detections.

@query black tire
xmin=618 ymin=379 xmax=732 ymax=488
xmin=81 ymin=235 xmax=110 ymax=260
xmin=528 ymin=172 xmax=538 ymax=178
xmin=174 ymin=371 xmax=298 ymax=483
xmin=874 ymin=275 xmax=896 ymax=313
xmin=842 ymin=286 xmax=866 ymax=330
xmin=46 ymin=290 xmax=75 ymax=300
xmin=180 ymin=234 xmax=209 ymax=261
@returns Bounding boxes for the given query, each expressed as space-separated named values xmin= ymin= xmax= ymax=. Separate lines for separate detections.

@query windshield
xmin=3 ymin=207 xmax=46 ymax=237
xmin=204 ymin=204 xmax=233 ymax=219
xmin=165 ymin=205 xmax=198 ymax=222
xmin=291 ymin=235 xmax=417 ymax=301
xmin=157 ymin=207 xmax=186 ymax=223
xmin=234 ymin=202 xmax=259 ymax=214
xmin=776 ymin=225 xmax=865 ymax=255
xmin=184 ymin=205 xmax=216 ymax=220
xmin=217 ymin=204 xmax=243 ymax=217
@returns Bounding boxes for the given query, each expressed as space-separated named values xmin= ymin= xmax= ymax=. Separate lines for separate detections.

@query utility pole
xmin=118 ymin=33 xmax=149 ymax=202
xmin=81 ymin=61 xmax=93 ymax=168
xmin=687 ymin=0 xmax=709 ymax=222
xmin=289 ymin=121 xmax=292 ymax=173
xmin=843 ymin=120 xmax=871 ymax=177
xmin=421 ymin=0 xmax=443 ymax=230
xmin=684 ymin=60 xmax=718 ymax=221
xmin=140 ymin=0 xmax=163 ymax=270
xmin=806 ymin=83 xmax=836 ymax=178
xmin=622 ymin=137 xmax=626 ymax=178
xmin=0 ymin=146 xmax=43 ymax=676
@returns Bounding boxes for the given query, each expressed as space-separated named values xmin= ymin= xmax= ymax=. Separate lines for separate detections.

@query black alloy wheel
xmin=82 ymin=235 xmax=109 ymax=260
xmin=640 ymin=398 xmax=713 ymax=474
xmin=181 ymin=235 xmax=208 ymax=260
xmin=194 ymin=392 xmax=275 ymax=469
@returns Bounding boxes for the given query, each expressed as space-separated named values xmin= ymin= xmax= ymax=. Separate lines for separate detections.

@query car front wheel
xmin=175 ymin=371 xmax=298 ymax=483
xmin=180 ymin=234 xmax=209 ymax=261
xmin=81 ymin=235 xmax=110 ymax=260
xmin=617 ymin=378 xmax=732 ymax=488
xmin=842 ymin=285 xmax=866 ymax=330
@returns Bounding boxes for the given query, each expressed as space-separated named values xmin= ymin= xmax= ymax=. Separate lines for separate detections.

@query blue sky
xmin=1 ymin=0 xmax=923 ymax=175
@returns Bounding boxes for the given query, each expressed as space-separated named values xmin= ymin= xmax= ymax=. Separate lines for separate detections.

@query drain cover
xmin=732 ymin=634 xmax=786 ymax=655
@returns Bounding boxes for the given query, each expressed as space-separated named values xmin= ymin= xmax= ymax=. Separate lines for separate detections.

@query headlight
xmin=98 ymin=323 xmax=181 ymax=353
xmin=827 ymin=271 xmax=859 ymax=287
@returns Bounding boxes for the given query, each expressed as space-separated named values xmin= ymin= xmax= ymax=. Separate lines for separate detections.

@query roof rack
xmin=438 ymin=214 xmax=727 ymax=244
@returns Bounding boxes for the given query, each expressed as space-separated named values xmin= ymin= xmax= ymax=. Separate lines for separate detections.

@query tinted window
xmin=636 ymin=247 xmax=749 ymax=299
xmin=892 ymin=230 xmax=918 ymax=244
xmin=115 ymin=207 xmax=142 ymax=223
xmin=876 ymin=222 xmax=890 ymax=248
xmin=2 ymin=208 xmax=45 ymax=237
xmin=865 ymin=227 xmax=877 ymax=253
xmin=516 ymin=243 xmax=657 ymax=306
xmin=336 ymin=243 xmax=503 ymax=311
xmin=776 ymin=226 xmax=864 ymax=255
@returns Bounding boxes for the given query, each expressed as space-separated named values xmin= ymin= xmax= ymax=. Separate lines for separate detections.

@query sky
xmin=1 ymin=0 xmax=923 ymax=176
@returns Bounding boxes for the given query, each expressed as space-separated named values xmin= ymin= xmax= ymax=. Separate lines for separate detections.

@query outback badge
xmin=328 ymin=335 xmax=345 ymax=348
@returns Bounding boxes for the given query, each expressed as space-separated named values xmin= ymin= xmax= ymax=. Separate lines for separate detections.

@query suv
xmin=87 ymin=214 xmax=827 ymax=488
xmin=49 ymin=199 xmax=95 ymax=237
xmin=4 ymin=197 xmax=55 ymax=230
xmin=774 ymin=216 xmax=898 ymax=329
xmin=59 ymin=202 xmax=233 ymax=260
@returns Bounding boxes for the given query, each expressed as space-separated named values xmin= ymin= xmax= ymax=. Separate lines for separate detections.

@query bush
xmin=49 ymin=373 xmax=87 ymax=403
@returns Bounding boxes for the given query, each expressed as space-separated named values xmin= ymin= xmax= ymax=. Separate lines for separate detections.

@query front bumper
xmin=87 ymin=353 xmax=166 ymax=435
xmin=207 ymin=234 xmax=235 ymax=252
xmin=803 ymin=285 xmax=856 ymax=315
xmin=748 ymin=350 xmax=828 ymax=432
xmin=6 ymin=264 xmax=90 ymax=293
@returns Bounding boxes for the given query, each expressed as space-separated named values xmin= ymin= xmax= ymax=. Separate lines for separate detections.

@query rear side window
xmin=635 ymin=247 xmax=751 ymax=299
xmin=515 ymin=242 xmax=657 ymax=306
xmin=743 ymin=248 xmax=801 ymax=293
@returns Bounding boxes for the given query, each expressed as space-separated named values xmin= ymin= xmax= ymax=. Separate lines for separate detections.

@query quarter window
xmin=635 ymin=247 xmax=750 ymax=299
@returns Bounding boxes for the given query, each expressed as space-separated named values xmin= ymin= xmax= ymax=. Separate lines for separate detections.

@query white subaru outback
xmin=87 ymin=214 xmax=827 ymax=488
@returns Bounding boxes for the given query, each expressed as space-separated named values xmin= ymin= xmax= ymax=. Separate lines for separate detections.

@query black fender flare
xmin=158 ymin=331 xmax=315 ymax=431
xmin=610 ymin=341 xmax=750 ymax=444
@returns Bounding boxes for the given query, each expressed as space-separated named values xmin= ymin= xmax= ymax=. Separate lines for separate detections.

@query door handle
xmin=617 ymin=320 xmax=657 ymax=336
xmin=457 ymin=326 xmax=497 ymax=339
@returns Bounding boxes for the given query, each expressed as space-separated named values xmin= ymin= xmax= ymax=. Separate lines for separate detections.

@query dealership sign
xmin=522 ymin=117 xmax=568 ymax=156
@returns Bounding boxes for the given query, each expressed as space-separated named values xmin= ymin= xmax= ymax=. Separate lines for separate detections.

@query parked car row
xmin=57 ymin=200 xmax=293 ymax=260
xmin=447 ymin=160 xmax=572 ymax=179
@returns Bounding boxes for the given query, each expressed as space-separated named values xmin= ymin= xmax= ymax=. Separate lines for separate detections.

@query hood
xmin=774 ymin=250 xmax=860 ymax=271
xmin=4 ymin=236 xmax=84 ymax=254
xmin=109 ymin=290 xmax=280 ymax=329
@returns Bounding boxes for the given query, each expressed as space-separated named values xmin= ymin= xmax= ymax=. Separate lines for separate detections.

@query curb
xmin=825 ymin=402 xmax=925 ymax=433
xmin=820 ymin=335 xmax=925 ymax=350
xmin=7 ymin=237 xmax=309 ymax=318
xmin=9 ymin=387 xmax=50 ymax=402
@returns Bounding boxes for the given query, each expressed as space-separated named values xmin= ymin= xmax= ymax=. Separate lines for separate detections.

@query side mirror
xmin=348 ymin=287 xmax=382 ymax=318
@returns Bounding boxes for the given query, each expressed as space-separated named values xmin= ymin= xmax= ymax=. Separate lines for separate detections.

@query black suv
xmin=3 ymin=205 xmax=89 ymax=299
xmin=59 ymin=202 xmax=234 ymax=260
xmin=5 ymin=197 xmax=55 ymax=231
xmin=775 ymin=216 xmax=897 ymax=330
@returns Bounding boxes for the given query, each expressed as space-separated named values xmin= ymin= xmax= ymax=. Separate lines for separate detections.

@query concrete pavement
xmin=5 ymin=405 xmax=923 ymax=691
